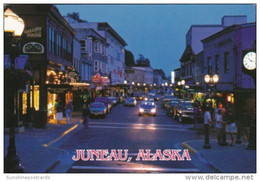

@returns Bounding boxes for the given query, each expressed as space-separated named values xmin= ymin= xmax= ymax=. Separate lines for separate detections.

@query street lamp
xmin=204 ymin=74 xmax=219 ymax=97
xmin=132 ymin=82 xmax=135 ymax=85
xmin=4 ymin=8 xmax=25 ymax=173
xmin=124 ymin=80 xmax=127 ymax=84
xmin=177 ymin=81 xmax=181 ymax=86
xmin=181 ymin=79 xmax=185 ymax=86
xmin=165 ymin=82 xmax=168 ymax=87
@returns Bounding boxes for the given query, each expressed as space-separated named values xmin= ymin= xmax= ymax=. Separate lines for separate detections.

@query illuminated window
xmin=30 ymin=85 xmax=39 ymax=111
xmin=22 ymin=92 xmax=27 ymax=114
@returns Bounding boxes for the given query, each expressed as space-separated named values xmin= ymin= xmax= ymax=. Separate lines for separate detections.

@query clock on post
xmin=242 ymin=50 xmax=256 ymax=84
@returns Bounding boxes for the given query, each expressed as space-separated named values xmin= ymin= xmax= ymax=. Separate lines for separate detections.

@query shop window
xmin=47 ymin=92 xmax=57 ymax=120
xmin=22 ymin=92 xmax=27 ymax=114
xmin=30 ymin=85 xmax=39 ymax=111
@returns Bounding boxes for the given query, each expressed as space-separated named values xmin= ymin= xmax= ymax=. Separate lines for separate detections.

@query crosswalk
xmin=87 ymin=121 xmax=192 ymax=132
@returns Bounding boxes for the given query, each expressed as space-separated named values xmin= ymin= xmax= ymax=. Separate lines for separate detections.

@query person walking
xmin=56 ymin=100 xmax=63 ymax=124
xmin=215 ymin=109 xmax=224 ymax=145
xmin=225 ymin=109 xmax=236 ymax=146
xmin=82 ymin=104 xmax=90 ymax=131
xmin=241 ymin=110 xmax=250 ymax=146
xmin=193 ymin=103 xmax=199 ymax=129
xmin=65 ymin=100 xmax=73 ymax=124
xmin=203 ymin=105 xmax=212 ymax=149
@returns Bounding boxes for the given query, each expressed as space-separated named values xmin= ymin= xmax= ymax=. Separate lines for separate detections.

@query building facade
xmin=10 ymin=5 xmax=77 ymax=128
xmin=201 ymin=22 xmax=256 ymax=111
xmin=180 ymin=16 xmax=248 ymax=85
xmin=125 ymin=66 xmax=154 ymax=85
xmin=64 ymin=18 xmax=127 ymax=86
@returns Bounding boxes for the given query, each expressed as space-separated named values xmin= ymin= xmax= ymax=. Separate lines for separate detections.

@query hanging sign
xmin=23 ymin=42 xmax=44 ymax=54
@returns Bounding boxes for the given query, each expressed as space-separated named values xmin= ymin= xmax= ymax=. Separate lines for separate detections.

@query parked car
xmin=138 ymin=101 xmax=157 ymax=116
xmin=124 ymin=97 xmax=137 ymax=107
xmin=151 ymin=94 xmax=160 ymax=101
xmin=108 ymin=97 xmax=118 ymax=107
xmin=135 ymin=93 xmax=143 ymax=101
xmin=166 ymin=99 xmax=181 ymax=117
xmin=162 ymin=95 xmax=175 ymax=107
xmin=89 ymin=102 xmax=107 ymax=118
xmin=95 ymin=97 xmax=112 ymax=113
xmin=176 ymin=101 xmax=195 ymax=123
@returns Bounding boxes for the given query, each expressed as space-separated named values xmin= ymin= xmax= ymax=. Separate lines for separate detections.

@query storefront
xmin=46 ymin=84 xmax=72 ymax=122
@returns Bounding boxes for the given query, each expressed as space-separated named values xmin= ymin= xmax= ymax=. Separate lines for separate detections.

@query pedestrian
xmin=203 ymin=105 xmax=212 ymax=149
xmin=82 ymin=104 xmax=90 ymax=131
xmin=56 ymin=100 xmax=63 ymax=124
xmin=215 ymin=109 xmax=224 ymax=145
xmin=225 ymin=109 xmax=236 ymax=146
xmin=65 ymin=100 xmax=73 ymax=124
xmin=54 ymin=99 xmax=59 ymax=120
xmin=240 ymin=109 xmax=250 ymax=146
xmin=193 ymin=103 xmax=199 ymax=128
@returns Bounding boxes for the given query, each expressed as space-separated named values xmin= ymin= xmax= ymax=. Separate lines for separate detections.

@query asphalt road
xmin=59 ymin=99 xmax=207 ymax=173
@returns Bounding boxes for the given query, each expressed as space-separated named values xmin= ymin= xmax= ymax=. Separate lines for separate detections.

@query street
xmin=59 ymin=99 xmax=210 ymax=173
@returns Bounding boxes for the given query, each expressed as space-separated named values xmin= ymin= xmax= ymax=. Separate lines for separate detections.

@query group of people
xmin=202 ymin=103 xmax=250 ymax=149
xmin=54 ymin=99 xmax=74 ymax=124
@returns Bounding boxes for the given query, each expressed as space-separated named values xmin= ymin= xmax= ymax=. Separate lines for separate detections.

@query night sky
xmin=57 ymin=4 xmax=256 ymax=76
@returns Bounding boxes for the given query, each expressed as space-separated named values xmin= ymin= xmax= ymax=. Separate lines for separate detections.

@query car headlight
xmin=151 ymin=108 xmax=156 ymax=113
xmin=139 ymin=108 xmax=144 ymax=113
xmin=179 ymin=110 xmax=182 ymax=114
xmin=144 ymin=97 xmax=148 ymax=101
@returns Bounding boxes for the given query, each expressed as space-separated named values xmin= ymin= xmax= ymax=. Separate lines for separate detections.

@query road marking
xmin=88 ymin=125 xmax=187 ymax=131
xmin=42 ymin=124 xmax=79 ymax=147
xmin=71 ymin=165 xmax=199 ymax=172
xmin=89 ymin=121 xmax=184 ymax=128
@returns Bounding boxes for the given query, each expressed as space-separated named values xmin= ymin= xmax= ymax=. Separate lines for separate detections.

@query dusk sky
xmin=57 ymin=4 xmax=256 ymax=76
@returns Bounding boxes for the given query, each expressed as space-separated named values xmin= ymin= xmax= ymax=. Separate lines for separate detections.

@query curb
xmin=43 ymin=121 xmax=83 ymax=173
xmin=45 ymin=160 xmax=61 ymax=173
xmin=182 ymin=141 xmax=222 ymax=173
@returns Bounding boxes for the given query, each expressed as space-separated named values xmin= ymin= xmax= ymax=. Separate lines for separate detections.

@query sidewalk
xmin=182 ymin=139 xmax=256 ymax=173
xmin=4 ymin=112 xmax=83 ymax=173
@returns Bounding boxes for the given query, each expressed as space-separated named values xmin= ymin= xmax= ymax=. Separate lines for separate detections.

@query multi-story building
xmin=153 ymin=69 xmax=165 ymax=86
xmin=180 ymin=16 xmax=247 ymax=85
xmin=89 ymin=22 xmax=127 ymax=85
xmin=65 ymin=18 xmax=127 ymax=86
xmin=201 ymin=22 xmax=256 ymax=111
xmin=125 ymin=66 xmax=153 ymax=85
xmin=8 ymin=5 xmax=77 ymax=128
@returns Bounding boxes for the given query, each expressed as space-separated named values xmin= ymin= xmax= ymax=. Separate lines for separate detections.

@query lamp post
xmin=204 ymin=74 xmax=219 ymax=97
xmin=4 ymin=8 xmax=25 ymax=173
xmin=180 ymin=80 xmax=185 ymax=98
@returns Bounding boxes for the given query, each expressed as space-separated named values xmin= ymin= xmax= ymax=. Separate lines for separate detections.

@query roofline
xmin=186 ymin=24 xmax=223 ymax=37
xmin=201 ymin=22 xmax=256 ymax=43
xmin=98 ymin=22 xmax=128 ymax=46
